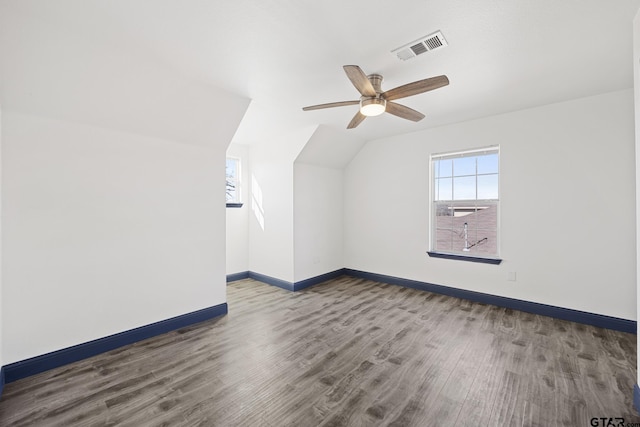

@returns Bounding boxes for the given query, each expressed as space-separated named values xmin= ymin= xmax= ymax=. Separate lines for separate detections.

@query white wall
xmin=248 ymin=127 xmax=316 ymax=282
xmin=293 ymin=163 xmax=344 ymax=282
xmin=0 ymin=105 xmax=3 ymax=370
xmin=296 ymin=125 xmax=367 ymax=170
xmin=345 ymin=89 xmax=636 ymax=320
xmin=633 ymin=6 xmax=640 ymax=385
xmin=1 ymin=112 xmax=233 ymax=364
xmin=226 ymin=143 xmax=250 ymax=275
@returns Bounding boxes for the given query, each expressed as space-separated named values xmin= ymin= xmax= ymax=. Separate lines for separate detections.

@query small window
xmin=430 ymin=147 xmax=500 ymax=261
xmin=226 ymin=157 xmax=242 ymax=207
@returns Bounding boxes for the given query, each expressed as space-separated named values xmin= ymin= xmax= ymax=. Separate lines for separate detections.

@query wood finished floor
xmin=0 ymin=276 xmax=638 ymax=426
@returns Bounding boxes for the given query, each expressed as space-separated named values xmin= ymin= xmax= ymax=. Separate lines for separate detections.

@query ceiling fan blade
xmin=382 ymin=75 xmax=449 ymax=101
xmin=347 ymin=111 xmax=366 ymax=129
xmin=302 ymin=100 xmax=359 ymax=111
xmin=385 ymin=102 xmax=425 ymax=122
xmin=343 ymin=65 xmax=376 ymax=97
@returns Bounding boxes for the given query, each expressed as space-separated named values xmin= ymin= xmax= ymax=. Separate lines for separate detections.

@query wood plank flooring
xmin=0 ymin=276 xmax=638 ymax=426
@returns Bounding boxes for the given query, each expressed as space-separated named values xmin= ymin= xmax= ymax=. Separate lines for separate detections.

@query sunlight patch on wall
xmin=251 ymin=174 xmax=265 ymax=230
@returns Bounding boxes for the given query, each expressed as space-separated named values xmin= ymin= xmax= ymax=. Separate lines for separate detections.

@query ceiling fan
xmin=302 ymin=65 xmax=449 ymax=129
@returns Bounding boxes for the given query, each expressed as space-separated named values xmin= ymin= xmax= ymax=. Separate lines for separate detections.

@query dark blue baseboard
xmin=226 ymin=271 xmax=250 ymax=282
xmin=248 ymin=271 xmax=295 ymax=291
xmin=0 ymin=367 xmax=4 ymax=398
xmin=232 ymin=269 xmax=347 ymax=292
xmin=293 ymin=269 xmax=346 ymax=291
xmin=3 ymin=303 xmax=228 ymax=384
xmin=635 ymin=384 xmax=640 ymax=414
xmin=344 ymin=269 xmax=636 ymax=334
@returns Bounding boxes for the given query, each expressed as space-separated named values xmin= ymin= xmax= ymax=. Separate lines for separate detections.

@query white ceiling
xmin=2 ymin=0 xmax=639 ymax=146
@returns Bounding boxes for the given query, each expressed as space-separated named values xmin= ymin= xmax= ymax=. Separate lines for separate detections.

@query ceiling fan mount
xmin=302 ymin=65 xmax=449 ymax=129
xmin=364 ymin=74 xmax=383 ymax=93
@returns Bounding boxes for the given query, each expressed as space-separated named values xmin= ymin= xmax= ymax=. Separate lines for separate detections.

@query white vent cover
xmin=391 ymin=31 xmax=448 ymax=61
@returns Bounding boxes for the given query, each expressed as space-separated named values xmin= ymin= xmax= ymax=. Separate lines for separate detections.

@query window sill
xmin=427 ymin=251 xmax=502 ymax=265
xmin=226 ymin=203 xmax=244 ymax=208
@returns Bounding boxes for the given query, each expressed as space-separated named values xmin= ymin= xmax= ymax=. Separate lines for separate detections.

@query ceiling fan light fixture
xmin=360 ymin=98 xmax=386 ymax=116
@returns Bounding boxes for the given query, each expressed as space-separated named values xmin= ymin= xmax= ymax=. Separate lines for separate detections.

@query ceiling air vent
xmin=392 ymin=31 xmax=448 ymax=61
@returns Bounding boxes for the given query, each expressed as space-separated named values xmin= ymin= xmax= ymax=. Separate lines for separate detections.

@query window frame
xmin=428 ymin=146 xmax=501 ymax=264
xmin=226 ymin=156 xmax=243 ymax=208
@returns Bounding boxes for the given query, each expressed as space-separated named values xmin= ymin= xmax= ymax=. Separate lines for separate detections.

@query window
xmin=429 ymin=147 xmax=500 ymax=262
xmin=226 ymin=157 xmax=242 ymax=207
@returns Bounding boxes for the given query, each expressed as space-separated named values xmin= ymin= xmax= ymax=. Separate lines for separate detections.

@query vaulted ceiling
xmin=1 ymin=0 xmax=639 ymax=147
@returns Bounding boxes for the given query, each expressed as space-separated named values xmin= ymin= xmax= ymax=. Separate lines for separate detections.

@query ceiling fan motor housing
xmin=367 ymin=74 xmax=383 ymax=94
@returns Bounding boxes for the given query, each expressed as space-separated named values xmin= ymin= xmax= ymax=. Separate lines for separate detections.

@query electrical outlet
xmin=507 ymin=272 xmax=517 ymax=282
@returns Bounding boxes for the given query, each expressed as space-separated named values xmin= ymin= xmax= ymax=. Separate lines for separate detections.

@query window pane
xmin=460 ymin=223 xmax=477 ymax=252
xmin=226 ymin=158 xmax=237 ymax=179
xmin=434 ymin=204 xmax=454 ymax=253
xmin=453 ymin=176 xmax=475 ymax=200
xmin=226 ymin=157 xmax=240 ymax=203
xmin=476 ymin=204 xmax=498 ymax=230
xmin=226 ymin=186 xmax=236 ymax=203
xmin=477 ymin=174 xmax=498 ymax=200
xmin=467 ymin=228 xmax=497 ymax=255
xmin=453 ymin=156 xmax=475 ymax=176
xmin=451 ymin=202 xmax=477 ymax=219
xmin=435 ymin=159 xmax=453 ymax=178
xmin=436 ymin=178 xmax=452 ymax=201
xmin=449 ymin=228 xmax=466 ymax=252
xmin=477 ymin=153 xmax=498 ymax=174
xmin=434 ymin=203 xmax=453 ymax=230
xmin=435 ymin=218 xmax=453 ymax=234
xmin=452 ymin=204 xmax=479 ymax=228
xmin=434 ymin=228 xmax=454 ymax=252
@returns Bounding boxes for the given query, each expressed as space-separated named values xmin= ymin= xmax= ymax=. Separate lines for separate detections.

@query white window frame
xmin=429 ymin=146 xmax=500 ymax=261
xmin=226 ymin=157 xmax=242 ymax=205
